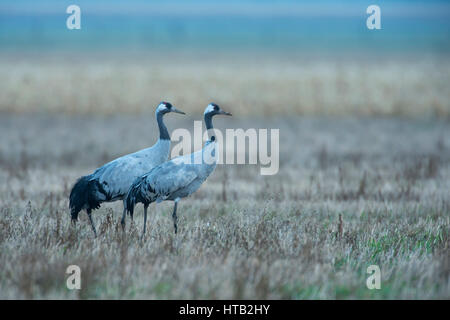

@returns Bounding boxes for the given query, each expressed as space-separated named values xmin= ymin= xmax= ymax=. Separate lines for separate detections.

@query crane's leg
xmin=87 ymin=209 xmax=97 ymax=238
xmin=172 ymin=198 xmax=180 ymax=234
xmin=141 ymin=203 xmax=149 ymax=241
xmin=121 ymin=206 xmax=127 ymax=231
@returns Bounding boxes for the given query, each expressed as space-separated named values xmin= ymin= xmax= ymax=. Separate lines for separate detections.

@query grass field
xmin=0 ymin=109 xmax=449 ymax=299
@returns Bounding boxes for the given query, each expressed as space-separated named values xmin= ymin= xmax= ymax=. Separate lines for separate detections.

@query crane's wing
xmin=90 ymin=155 xmax=146 ymax=199
xmin=144 ymin=160 xmax=200 ymax=201
xmin=83 ymin=140 xmax=170 ymax=201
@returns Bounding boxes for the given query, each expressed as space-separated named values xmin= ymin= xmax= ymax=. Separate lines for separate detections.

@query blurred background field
xmin=1 ymin=0 xmax=450 ymax=117
xmin=0 ymin=0 xmax=449 ymax=299
xmin=1 ymin=54 xmax=449 ymax=117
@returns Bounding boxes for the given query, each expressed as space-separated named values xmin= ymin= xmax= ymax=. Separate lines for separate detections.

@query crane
xmin=123 ymin=103 xmax=231 ymax=240
xmin=69 ymin=102 xmax=185 ymax=237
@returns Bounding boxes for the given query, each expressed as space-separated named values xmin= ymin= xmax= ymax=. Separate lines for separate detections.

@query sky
xmin=1 ymin=1 xmax=449 ymax=54
xmin=1 ymin=0 xmax=449 ymax=17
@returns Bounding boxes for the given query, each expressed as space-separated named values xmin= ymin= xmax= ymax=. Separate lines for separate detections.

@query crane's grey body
xmin=88 ymin=139 xmax=171 ymax=203
xmin=123 ymin=103 xmax=231 ymax=239
xmin=69 ymin=102 xmax=184 ymax=237
xmin=126 ymin=140 xmax=216 ymax=207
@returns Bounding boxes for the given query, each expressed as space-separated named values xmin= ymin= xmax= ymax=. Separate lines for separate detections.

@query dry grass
xmin=0 ymin=113 xmax=449 ymax=299
xmin=1 ymin=54 xmax=449 ymax=117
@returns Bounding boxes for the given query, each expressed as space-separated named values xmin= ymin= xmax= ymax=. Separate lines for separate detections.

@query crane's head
xmin=204 ymin=103 xmax=232 ymax=117
xmin=156 ymin=101 xmax=186 ymax=115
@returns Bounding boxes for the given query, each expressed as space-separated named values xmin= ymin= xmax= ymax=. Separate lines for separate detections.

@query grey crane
xmin=124 ymin=103 xmax=231 ymax=239
xmin=69 ymin=102 xmax=185 ymax=237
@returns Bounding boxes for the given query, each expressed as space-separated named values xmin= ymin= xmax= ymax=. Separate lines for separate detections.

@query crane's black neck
xmin=156 ymin=111 xmax=170 ymax=140
xmin=204 ymin=113 xmax=215 ymax=141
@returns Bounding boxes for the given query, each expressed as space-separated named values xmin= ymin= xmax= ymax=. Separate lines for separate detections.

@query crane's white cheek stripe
xmin=203 ymin=104 xmax=215 ymax=115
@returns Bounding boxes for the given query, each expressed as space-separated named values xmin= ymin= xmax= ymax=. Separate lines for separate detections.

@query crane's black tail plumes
xmin=125 ymin=186 xmax=138 ymax=219
xmin=69 ymin=175 xmax=102 ymax=220
xmin=125 ymin=176 xmax=149 ymax=219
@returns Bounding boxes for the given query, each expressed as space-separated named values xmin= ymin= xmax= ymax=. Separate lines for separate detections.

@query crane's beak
xmin=172 ymin=107 xmax=186 ymax=115
xmin=219 ymin=110 xmax=232 ymax=116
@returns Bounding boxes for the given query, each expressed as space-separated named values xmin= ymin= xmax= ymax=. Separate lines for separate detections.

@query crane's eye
xmin=213 ymin=105 xmax=219 ymax=111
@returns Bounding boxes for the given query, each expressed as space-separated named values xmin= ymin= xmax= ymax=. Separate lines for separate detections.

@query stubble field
xmin=0 ymin=55 xmax=449 ymax=299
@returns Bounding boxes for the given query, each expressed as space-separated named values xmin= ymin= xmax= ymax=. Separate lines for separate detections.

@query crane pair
xmin=69 ymin=102 xmax=231 ymax=239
